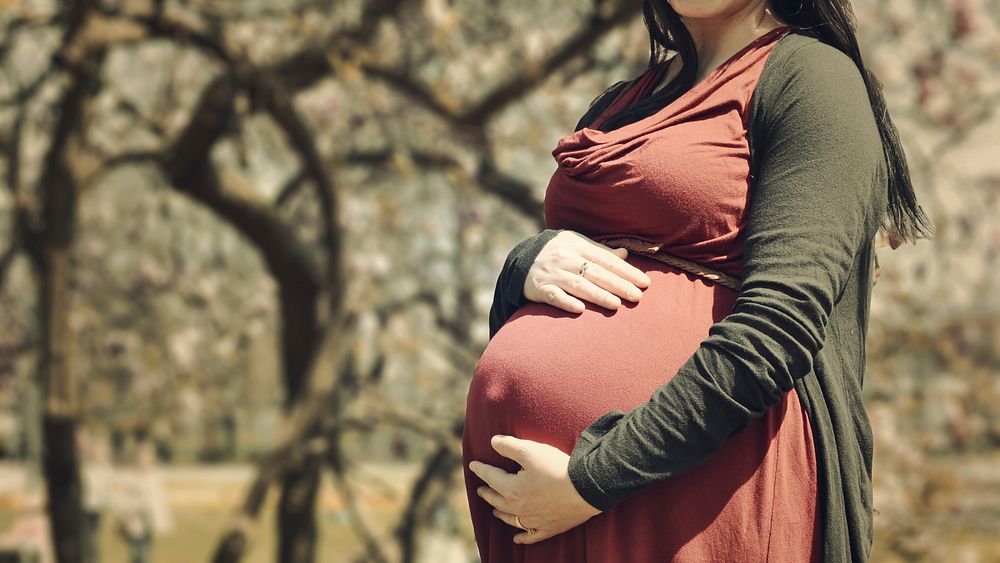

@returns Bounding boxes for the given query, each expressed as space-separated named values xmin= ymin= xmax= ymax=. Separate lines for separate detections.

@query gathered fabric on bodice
xmin=543 ymin=26 xmax=795 ymax=278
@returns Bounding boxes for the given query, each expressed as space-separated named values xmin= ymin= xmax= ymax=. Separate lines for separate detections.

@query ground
xmin=1 ymin=459 xmax=997 ymax=562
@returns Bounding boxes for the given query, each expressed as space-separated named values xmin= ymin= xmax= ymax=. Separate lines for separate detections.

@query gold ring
xmin=514 ymin=515 xmax=537 ymax=534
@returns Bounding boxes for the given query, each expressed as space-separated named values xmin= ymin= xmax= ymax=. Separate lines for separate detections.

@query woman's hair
xmin=578 ymin=0 xmax=934 ymax=245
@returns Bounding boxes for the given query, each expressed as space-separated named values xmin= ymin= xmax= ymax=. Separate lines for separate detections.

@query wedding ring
xmin=578 ymin=260 xmax=589 ymax=277
xmin=513 ymin=515 xmax=536 ymax=534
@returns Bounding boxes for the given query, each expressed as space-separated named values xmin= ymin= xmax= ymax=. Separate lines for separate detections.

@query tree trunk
xmin=278 ymin=457 xmax=321 ymax=563
xmin=28 ymin=3 xmax=103 ymax=555
xmin=42 ymin=417 xmax=84 ymax=562
xmin=276 ymin=284 xmax=322 ymax=563
xmin=35 ymin=117 xmax=86 ymax=563
xmin=161 ymin=71 xmax=335 ymax=563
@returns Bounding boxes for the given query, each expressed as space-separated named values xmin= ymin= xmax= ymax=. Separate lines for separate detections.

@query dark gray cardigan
xmin=486 ymin=29 xmax=888 ymax=562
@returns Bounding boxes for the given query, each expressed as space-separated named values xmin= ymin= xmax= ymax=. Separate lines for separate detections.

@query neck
xmin=679 ymin=2 xmax=787 ymax=82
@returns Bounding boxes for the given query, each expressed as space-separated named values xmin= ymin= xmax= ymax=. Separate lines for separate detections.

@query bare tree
xmin=4 ymin=0 xmax=994 ymax=561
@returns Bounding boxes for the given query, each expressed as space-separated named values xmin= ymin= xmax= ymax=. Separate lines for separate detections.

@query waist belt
xmin=597 ymin=236 xmax=742 ymax=291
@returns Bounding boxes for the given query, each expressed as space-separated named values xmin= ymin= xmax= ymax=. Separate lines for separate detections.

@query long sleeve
xmin=488 ymin=228 xmax=564 ymax=339
xmin=566 ymin=39 xmax=887 ymax=511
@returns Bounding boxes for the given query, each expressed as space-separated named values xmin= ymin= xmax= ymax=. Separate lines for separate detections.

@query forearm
xmin=565 ymin=273 xmax=857 ymax=510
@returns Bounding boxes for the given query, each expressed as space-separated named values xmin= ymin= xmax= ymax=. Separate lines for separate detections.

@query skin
xmin=522 ymin=230 xmax=651 ymax=314
xmin=469 ymin=0 xmax=789 ymax=546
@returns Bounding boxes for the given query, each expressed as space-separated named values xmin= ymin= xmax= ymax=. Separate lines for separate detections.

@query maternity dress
xmin=464 ymin=29 xmax=818 ymax=563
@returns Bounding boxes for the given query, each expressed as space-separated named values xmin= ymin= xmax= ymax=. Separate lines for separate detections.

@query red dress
xmin=463 ymin=26 xmax=821 ymax=562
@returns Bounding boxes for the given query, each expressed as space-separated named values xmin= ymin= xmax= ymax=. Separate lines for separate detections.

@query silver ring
xmin=578 ymin=260 xmax=589 ymax=277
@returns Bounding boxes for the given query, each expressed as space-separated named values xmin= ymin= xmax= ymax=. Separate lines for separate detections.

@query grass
xmin=3 ymin=460 xmax=999 ymax=562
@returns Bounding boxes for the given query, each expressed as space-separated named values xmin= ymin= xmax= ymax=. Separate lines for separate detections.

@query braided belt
xmin=597 ymin=236 xmax=742 ymax=291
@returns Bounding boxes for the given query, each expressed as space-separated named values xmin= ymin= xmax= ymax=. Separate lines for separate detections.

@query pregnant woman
xmin=463 ymin=1 xmax=932 ymax=562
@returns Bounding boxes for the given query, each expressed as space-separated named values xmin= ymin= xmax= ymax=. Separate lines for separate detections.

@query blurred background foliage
xmin=0 ymin=0 xmax=997 ymax=561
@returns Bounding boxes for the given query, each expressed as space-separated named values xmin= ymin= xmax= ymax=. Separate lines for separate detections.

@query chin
xmin=669 ymin=0 xmax=758 ymax=20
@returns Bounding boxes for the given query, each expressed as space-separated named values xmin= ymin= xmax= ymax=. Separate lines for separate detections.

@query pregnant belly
xmin=465 ymin=255 xmax=738 ymax=455
xmin=462 ymin=255 xmax=820 ymax=562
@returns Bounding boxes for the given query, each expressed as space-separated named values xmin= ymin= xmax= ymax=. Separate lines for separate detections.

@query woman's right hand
xmin=523 ymin=230 xmax=652 ymax=313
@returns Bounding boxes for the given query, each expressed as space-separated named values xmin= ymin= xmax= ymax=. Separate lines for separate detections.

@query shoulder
xmin=746 ymin=29 xmax=885 ymax=176
xmin=755 ymin=30 xmax=872 ymax=115
xmin=765 ymin=30 xmax=861 ymax=82
xmin=750 ymin=29 xmax=879 ymax=141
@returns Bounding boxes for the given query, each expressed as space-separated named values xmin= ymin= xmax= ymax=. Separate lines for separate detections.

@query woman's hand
xmin=468 ymin=435 xmax=603 ymax=545
xmin=524 ymin=230 xmax=652 ymax=313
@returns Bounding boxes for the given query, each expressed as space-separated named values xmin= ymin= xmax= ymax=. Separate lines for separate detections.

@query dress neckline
xmin=574 ymin=24 xmax=794 ymax=143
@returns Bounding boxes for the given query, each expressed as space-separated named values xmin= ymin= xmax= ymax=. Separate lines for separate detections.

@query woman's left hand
xmin=468 ymin=435 xmax=603 ymax=545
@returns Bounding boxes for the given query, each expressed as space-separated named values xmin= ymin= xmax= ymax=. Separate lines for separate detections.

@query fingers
xmin=490 ymin=435 xmax=530 ymax=465
xmin=537 ymin=264 xmax=638 ymax=314
xmin=493 ymin=509 xmax=552 ymax=545
xmin=557 ymin=264 xmax=627 ymax=310
xmin=530 ymin=231 xmax=652 ymax=313
xmin=564 ymin=245 xmax=651 ymax=309
xmin=476 ymin=485 xmax=514 ymax=513
xmin=585 ymin=244 xmax=653 ymax=290
xmin=536 ymin=283 xmax=587 ymax=314
xmin=562 ymin=231 xmax=652 ymax=291
xmin=514 ymin=528 xmax=554 ymax=545
xmin=468 ymin=460 xmax=515 ymax=497
xmin=492 ymin=508 xmax=521 ymax=529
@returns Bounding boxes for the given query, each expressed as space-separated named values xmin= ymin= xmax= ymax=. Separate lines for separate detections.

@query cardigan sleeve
xmin=565 ymin=39 xmax=886 ymax=510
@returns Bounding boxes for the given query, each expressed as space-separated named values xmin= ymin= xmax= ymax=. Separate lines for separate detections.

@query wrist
xmin=510 ymin=228 xmax=563 ymax=305
xmin=567 ymin=439 xmax=617 ymax=513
